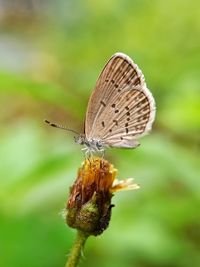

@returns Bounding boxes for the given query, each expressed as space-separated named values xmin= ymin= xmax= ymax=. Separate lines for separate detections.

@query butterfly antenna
xmin=44 ymin=119 xmax=79 ymax=135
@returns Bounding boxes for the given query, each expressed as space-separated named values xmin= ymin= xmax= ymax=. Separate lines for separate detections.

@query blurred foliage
xmin=0 ymin=1 xmax=199 ymax=267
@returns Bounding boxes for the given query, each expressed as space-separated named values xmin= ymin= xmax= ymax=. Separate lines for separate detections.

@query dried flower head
xmin=66 ymin=157 xmax=139 ymax=236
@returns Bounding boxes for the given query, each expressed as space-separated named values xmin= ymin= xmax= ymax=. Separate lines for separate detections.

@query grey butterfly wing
xmin=85 ymin=52 xmax=156 ymax=148
xmin=101 ymin=88 xmax=155 ymax=148
xmin=85 ymin=52 xmax=141 ymax=137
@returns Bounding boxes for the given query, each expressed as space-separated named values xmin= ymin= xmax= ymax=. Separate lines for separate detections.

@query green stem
xmin=65 ymin=231 xmax=89 ymax=267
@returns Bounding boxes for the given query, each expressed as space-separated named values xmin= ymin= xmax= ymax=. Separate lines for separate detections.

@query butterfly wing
xmin=100 ymin=88 xmax=155 ymax=148
xmin=85 ymin=52 xmax=141 ymax=136
xmin=85 ymin=52 xmax=156 ymax=148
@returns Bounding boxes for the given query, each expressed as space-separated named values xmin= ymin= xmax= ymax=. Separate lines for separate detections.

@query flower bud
xmin=66 ymin=157 xmax=139 ymax=236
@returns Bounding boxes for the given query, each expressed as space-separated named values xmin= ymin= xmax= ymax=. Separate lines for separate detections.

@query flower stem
xmin=65 ymin=230 xmax=89 ymax=267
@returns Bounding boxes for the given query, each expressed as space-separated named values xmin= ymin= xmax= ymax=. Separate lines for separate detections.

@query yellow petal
xmin=110 ymin=178 xmax=140 ymax=193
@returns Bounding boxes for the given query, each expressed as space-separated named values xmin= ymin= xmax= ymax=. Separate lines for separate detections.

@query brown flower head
xmin=66 ymin=157 xmax=139 ymax=236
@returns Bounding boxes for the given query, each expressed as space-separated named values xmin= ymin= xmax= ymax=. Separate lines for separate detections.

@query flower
xmin=66 ymin=157 xmax=139 ymax=236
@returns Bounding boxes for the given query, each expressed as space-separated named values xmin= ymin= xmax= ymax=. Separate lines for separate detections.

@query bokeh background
xmin=0 ymin=1 xmax=199 ymax=267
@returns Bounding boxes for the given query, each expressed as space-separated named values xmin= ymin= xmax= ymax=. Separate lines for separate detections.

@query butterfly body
xmin=75 ymin=135 xmax=107 ymax=155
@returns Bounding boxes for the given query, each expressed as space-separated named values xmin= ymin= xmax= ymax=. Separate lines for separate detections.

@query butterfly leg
xmin=98 ymin=148 xmax=105 ymax=159
xmin=84 ymin=149 xmax=94 ymax=165
xmin=82 ymin=147 xmax=87 ymax=159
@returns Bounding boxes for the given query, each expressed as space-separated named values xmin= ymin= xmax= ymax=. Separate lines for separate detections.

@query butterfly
xmin=45 ymin=52 xmax=156 ymax=156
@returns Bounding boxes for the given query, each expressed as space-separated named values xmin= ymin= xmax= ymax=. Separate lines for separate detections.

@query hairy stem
xmin=65 ymin=231 xmax=89 ymax=267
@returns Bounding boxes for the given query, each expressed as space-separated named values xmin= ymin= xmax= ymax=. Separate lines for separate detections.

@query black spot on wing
xmin=100 ymin=100 xmax=106 ymax=107
xmin=113 ymin=119 xmax=118 ymax=126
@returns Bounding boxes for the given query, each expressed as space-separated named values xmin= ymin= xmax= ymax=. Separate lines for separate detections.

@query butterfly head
xmin=74 ymin=134 xmax=86 ymax=145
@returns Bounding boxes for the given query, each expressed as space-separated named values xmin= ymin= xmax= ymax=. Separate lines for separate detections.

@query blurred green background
xmin=0 ymin=1 xmax=199 ymax=267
